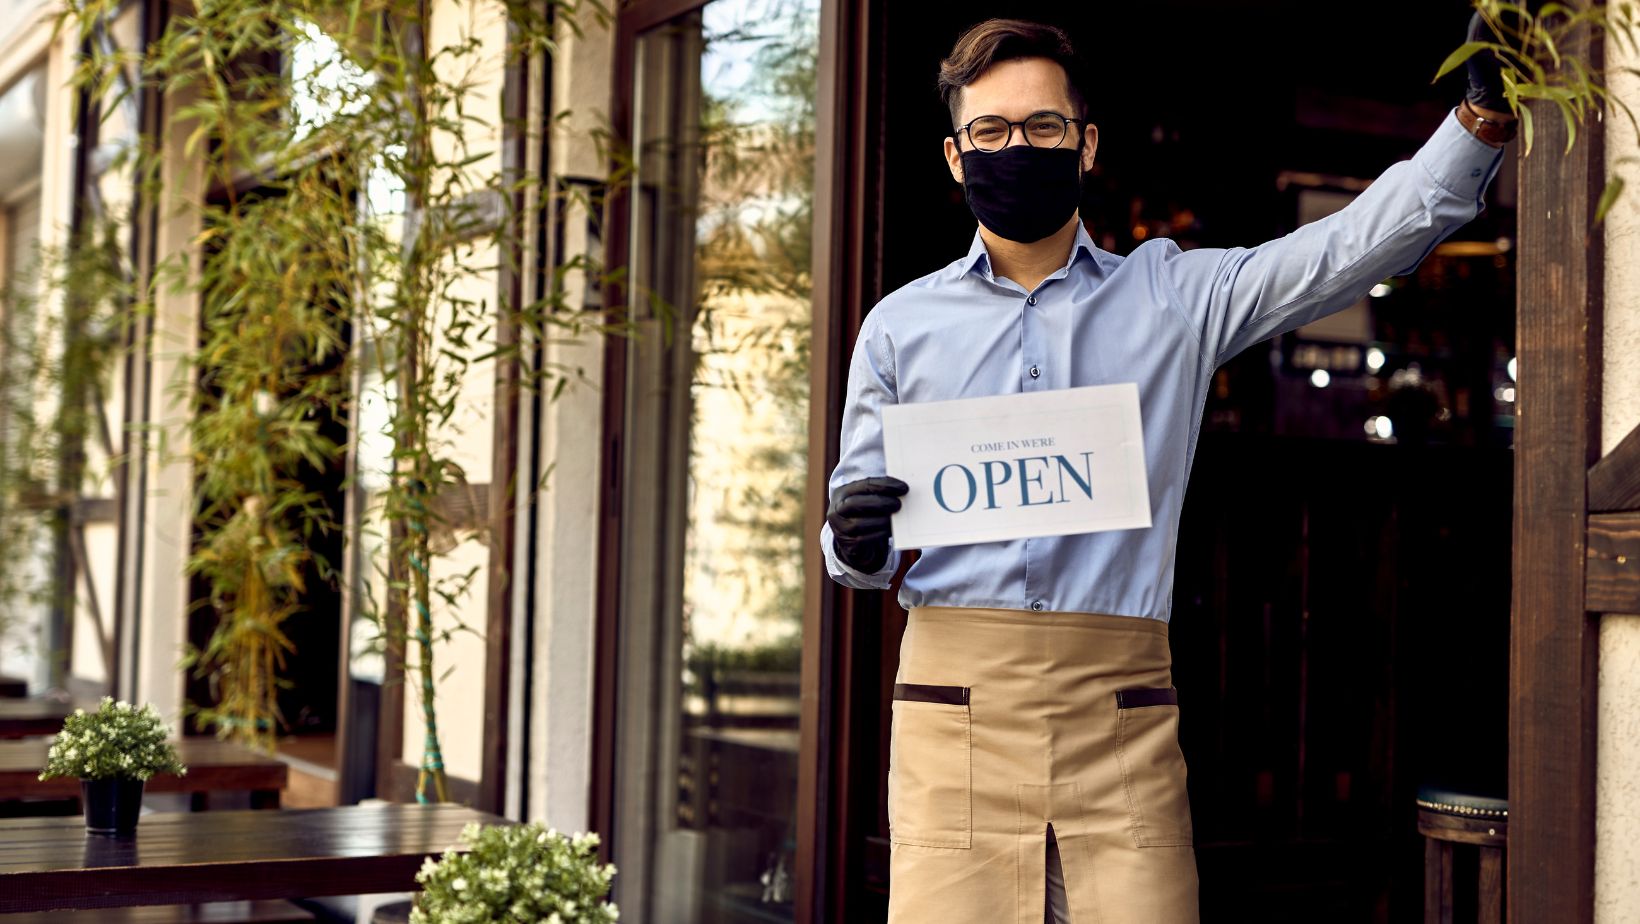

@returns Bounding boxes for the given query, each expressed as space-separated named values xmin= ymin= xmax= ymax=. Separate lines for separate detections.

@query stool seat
xmin=1418 ymin=785 xmax=1508 ymax=924
xmin=1416 ymin=785 xmax=1508 ymax=821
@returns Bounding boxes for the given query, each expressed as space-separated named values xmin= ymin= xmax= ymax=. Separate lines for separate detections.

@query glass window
xmin=613 ymin=0 xmax=820 ymax=920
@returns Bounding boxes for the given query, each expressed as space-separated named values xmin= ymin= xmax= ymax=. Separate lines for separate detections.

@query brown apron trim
xmin=1115 ymin=686 xmax=1178 ymax=709
xmin=893 ymin=682 xmax=970 ymax=706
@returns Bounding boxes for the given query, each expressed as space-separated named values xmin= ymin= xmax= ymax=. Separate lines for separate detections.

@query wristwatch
xmin=1456 ymin=98 xmax=1518 ymax=147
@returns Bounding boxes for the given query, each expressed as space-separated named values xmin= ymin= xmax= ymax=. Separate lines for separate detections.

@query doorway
xmin=831 ymin=1 xmax=1515 ymax=919
xmin=184 ymin=179 xmax=350 ymax=808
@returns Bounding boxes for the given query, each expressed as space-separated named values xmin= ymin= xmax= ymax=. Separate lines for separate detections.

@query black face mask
xmin=958 ymin=144 xmax=1083 ymax=244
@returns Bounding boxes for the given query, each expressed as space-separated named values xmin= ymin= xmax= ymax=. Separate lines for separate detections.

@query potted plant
xmin=409 ymin=822 xmax=618 ymax=923
xmin=38 ymin=697 xmax=187 ymax=835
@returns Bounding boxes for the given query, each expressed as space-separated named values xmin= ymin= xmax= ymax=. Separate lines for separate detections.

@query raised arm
xmin=1162 ymin=108 xmax=1506 ymax=370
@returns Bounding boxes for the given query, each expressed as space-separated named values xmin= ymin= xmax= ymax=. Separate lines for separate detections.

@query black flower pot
xmin=81 ymin=778 xmax=145 ymax=835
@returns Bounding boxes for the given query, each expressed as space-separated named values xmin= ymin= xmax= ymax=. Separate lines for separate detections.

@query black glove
xmin=826 ymin=476 xmax=909 ymax=574
xmin=1465 ymin=9 xmax=1511 ymax=113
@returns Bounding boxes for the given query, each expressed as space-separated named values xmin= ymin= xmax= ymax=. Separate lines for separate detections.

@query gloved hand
xmin=1465 ymin=9 xmax=1512 ymax=113
xmin=826 ymin=476 xmax=909 ymax=574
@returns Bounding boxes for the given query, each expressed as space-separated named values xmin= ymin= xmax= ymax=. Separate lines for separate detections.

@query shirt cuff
xmin=820 ymin=522 xmax=899 ymax=587
xmin=1412 ymin=108 xmax=1507 ymax=206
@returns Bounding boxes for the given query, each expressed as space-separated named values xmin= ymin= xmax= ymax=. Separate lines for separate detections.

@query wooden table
xmin=0 ymin=803 xmax=507 ymax=914
xmin=0 ymin=738 xmax=288 ymax=808
xmin=0 ymin=698 xmax=71 ymax=739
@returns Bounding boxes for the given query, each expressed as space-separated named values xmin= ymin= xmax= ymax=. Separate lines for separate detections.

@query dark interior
xmin=854 ymin=2 xmax=1514 ymax=919
xmin=185 ymin=182 xmax=348 ymax=744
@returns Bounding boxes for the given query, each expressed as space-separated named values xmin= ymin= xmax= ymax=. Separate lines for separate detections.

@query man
xmin=819 ymin=15 xmax=1516 ymax=924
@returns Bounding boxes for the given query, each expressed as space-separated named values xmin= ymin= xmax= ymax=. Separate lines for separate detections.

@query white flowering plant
xmin=37 ymin=697 xmax=187 ymax=782
xmin=412 ymin=822 xmax=619 ymax=924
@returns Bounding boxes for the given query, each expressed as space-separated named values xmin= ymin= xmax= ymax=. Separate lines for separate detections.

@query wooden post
xmin=1509 ymin=48 xmax=1605 ymax=924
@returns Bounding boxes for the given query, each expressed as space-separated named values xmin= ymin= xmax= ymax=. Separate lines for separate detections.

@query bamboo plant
xmin=56 ymin=0 xmax=621 ymax=802
xmin=1437 ymin=0 xmax=1640 ymax=221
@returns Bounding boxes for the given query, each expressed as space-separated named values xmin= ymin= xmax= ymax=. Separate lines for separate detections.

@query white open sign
xmin=881 ymin=383 xmax=1152 ymax=549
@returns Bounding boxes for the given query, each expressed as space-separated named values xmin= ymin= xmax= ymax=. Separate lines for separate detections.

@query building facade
xmin=1 ymin=1 xmax=1638 ymax=922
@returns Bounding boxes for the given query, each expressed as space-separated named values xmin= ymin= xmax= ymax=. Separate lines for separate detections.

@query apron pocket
xmin=888 ymin=684 xmax=972 ymax=848
xmin=1114 ymin=686 xmax=1193 ymax=847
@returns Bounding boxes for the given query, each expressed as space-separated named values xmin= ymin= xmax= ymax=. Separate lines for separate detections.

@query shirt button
xmin=1026 ymin=295 xmax=1037 ymax=306
xmin=1031 ymin=600 xmax=1045 ymax=611
xmin=1029 ymin=365 xmax=1041 ymax=379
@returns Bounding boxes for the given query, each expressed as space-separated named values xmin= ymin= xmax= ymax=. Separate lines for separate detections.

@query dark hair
xmin=937 ymin=19 xmax=1086 ymax=129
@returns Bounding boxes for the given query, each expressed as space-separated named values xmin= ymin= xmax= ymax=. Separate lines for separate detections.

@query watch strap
xmin=1456 ymin=98 xmax=1518 ymax=147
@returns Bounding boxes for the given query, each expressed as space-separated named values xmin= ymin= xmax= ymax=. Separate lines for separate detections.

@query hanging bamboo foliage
xmin=1437 ymin=0 xmax=1640 ymax=222
xmin=56 ymin=0 xmax=623 ymax=799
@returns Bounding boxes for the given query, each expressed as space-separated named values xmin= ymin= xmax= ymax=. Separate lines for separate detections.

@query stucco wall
xmin=1595 ymin=27 xmax=1640 ymax=924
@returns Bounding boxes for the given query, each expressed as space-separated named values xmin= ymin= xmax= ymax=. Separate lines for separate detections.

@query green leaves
xmin=1434 ymin=40 xmax=1497 ymax=81
xmin=1435 ymin=1 xmax=1640 ymax=221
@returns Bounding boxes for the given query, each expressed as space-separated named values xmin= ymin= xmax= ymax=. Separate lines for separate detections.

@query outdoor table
xmin=0 ymin=803 xmax=506 ymax=914
xmin=0 ymin=699 xmax=71 ymax=739
xmin=0 ymin=738 xmax=288 ymax=808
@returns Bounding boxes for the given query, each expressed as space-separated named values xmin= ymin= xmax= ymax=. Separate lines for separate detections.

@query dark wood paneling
xmin=588 ymin=1 xmax=638 ymax=869
xmin=619 ymin=0 xmax=711 ymax=34
xmin=477 ymin=0 xmax=536 ymax=817
xmin=373 ymin=620 xmax=406 ymax=801
xmin=71 ymin=497 xmax=118 ymax=524
xmin=1588 ymin=422 xmax=1640 ymax=513
xmin=1586 ymin=512 xmax=1640 ymax=615
xmin=798 ymin=0 xmax=880 ymax=921
xmin=113 ymin=0 xmax=171 ymax=704
xmin=1509 ymin=74 xmax=1604 ymax=924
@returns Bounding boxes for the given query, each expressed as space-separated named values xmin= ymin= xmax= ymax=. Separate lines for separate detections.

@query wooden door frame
xmin=590 ymin=1 xmax=871 ymax=920
xmin=1510 ymin=26 xmax=1640 ymax=921
xmin=802 ymin=0 xmax=883 ymax=919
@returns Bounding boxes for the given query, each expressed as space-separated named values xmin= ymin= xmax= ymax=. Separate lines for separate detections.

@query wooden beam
xmin=476 ymin=2 xmax=533 ymax=818
xmin=1588 ymin=421 xmax=1640 ymax=513
xmin=71 ymin=497 xmax=119 ymax=525
xmin=801 ymin=0 xmax=879 ymax=919
xmin=1587 ymin=513 xmax=1640 ymax=614
xmin=588 ymin=3 xmax=641 ymax=868
xmin=1510 ymin=65 xmax=1605 ymax=924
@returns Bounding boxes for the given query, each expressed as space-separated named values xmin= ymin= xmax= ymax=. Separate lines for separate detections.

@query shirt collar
xmin=958 ymin=221 xmax=1100 ymax=283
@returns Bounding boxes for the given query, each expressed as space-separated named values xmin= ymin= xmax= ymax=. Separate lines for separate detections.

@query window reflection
xmin=621 ymin=0 xmax=818 ymax=920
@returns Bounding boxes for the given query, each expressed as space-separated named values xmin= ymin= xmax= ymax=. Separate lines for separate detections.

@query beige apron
xmin=888 ymin=605 xmax=1200 ymax=924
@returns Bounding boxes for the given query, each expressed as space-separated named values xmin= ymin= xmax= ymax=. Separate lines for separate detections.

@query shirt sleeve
xmin=819 ymin=309 xmax=901 ymax=589
xmin=1161 ymin=108 xmax=1506 ymax=369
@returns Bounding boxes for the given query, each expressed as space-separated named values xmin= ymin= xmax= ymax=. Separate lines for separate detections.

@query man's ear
xmin=944 ymin=136 xmax=964 ymax=184
xmin=1080 ymin=122 xmax=1099 ymax=173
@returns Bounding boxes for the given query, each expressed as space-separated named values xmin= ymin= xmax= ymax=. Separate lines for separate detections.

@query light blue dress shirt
xmin=820 ymin=110 xmax=1506 ymax=621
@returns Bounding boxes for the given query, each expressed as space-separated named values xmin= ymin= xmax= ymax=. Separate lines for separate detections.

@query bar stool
xmin=1417 ymin=785 xmax=1508 ymax=924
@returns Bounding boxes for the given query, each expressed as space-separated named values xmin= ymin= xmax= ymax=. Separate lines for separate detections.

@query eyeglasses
xmin=954 ymin=111 xmax=1083 ymax=153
